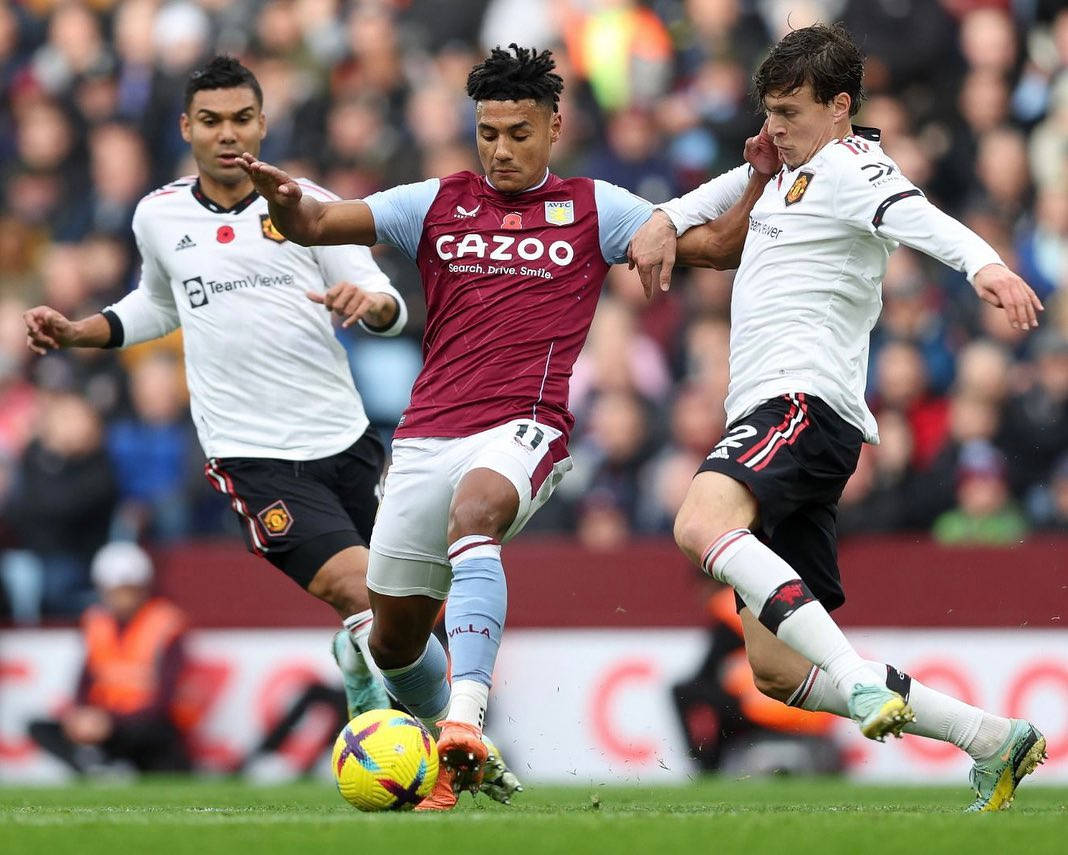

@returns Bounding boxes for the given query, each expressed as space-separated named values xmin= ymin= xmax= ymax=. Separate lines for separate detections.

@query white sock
xmin=790 ymin=662 xmax=1011 ymax=760
xmin=704 ymin=530 xmax=882 ymax=692
xmin=342 ymin=609 xmax=378 ymax=678
xmin=447 ymin=679 xmax=489 ymax=730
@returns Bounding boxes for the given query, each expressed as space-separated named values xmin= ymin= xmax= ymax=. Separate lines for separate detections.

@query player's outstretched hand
xmin=628 ymin=210 xmax=678 ymax=298
xmin=24 ymin=305 xmax=75 ymax=354
xmin=973 ymin=264 xmax=1044 ymax=330
xmin=238 ymin=153 xmax=302 ymax=208
xmin=308 ymin=283 xmax=395 ymax=329
xmin=744 ymin=122 xmax=781 ymax=177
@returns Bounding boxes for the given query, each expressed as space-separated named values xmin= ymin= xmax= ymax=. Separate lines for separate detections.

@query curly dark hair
xmin=753 ymin=23 xmax=865 ymax=116
xmin=466 ymin=44 xmax=564 ymax=112
xmin=184 ymin=56 xmax=263 ymax=111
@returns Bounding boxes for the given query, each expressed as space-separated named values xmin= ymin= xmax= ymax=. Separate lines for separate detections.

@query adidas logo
xmin=175 ymin=235 xmax=196 ymax=251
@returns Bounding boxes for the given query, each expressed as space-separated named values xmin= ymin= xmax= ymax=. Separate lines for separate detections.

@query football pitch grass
xmin=3 ymin=777 xmax=1066 ymax=855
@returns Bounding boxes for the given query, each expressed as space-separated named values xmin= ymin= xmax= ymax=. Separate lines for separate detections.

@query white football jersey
xmin=661 ymin=133 xmax=1001 ymax=442
xmin=106 ymin=177 xmax=407 ymax=460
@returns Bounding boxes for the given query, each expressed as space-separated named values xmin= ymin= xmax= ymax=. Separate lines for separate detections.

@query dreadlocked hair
xmin=466 ymin=44 xmax=564 ymax=112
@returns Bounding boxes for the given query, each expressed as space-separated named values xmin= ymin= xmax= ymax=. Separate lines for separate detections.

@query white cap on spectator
xmin=91 ymin=542 xmax=154 ymax=589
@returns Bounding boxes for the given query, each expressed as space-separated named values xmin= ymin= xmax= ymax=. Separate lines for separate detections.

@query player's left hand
xmin=972 ymin=264 xmax=1043 ymax=330
xmin=627 ymin=209 xmax=678 ymax=298
xmin=744 ymin=121 xmax=781 ymax=177
xmin=308 ymin=283 xmax=397 ymax=329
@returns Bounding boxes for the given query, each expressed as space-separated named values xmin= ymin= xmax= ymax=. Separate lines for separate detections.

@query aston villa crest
xmin=544 ymin=200 xmax=574 ymax=226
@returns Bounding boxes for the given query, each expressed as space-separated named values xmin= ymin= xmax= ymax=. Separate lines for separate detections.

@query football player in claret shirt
xmin=629 ymin=24 xmax=1047 ymax=811
xmin=24 ymin=57 xmax=406 ymax=732
xmin=241 ymin=44 xmax=775 ymax=810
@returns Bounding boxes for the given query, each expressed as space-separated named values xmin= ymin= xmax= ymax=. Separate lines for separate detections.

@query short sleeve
xmin=593 ymin=180 xmax=653 ymax=265
xmin=363 ymin=179 xmax=441 ymax=260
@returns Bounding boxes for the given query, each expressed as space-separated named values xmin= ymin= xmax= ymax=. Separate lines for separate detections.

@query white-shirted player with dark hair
xmin=630 ymin=24 xmax=1047 ymax=812
xmin=24 ymin=56 xmax=407 ymax=727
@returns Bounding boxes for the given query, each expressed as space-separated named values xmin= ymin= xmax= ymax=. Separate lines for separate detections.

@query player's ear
xmin=258 ymin=110 xmax=267 ymax=140
xmin=179 ymin=112 xmax=192 ymax=143
xmin=549 ymin=110 xmax=562 ymax=144
xmin=832 ymin=92 xmax=851 ymax=122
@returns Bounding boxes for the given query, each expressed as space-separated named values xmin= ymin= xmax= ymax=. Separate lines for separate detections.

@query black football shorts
xmin=205 ymin=429 xmax=385 ymax=588
xmin=697 ymin=393 xmax=863 ymax=612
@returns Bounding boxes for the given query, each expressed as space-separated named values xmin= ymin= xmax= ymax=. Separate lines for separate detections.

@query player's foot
xmin=413 ymin=763 xmax=458 ymax=811
xmin=331 ymin=630 xmax=390 ymax=719
xmin=479 ymin=733 xmax=523 ymax=805
xmin=965 ymin=720 xmax=1047 ymax=812
xmin=847 ymin=683 xmax=914 ymax=742
xmin=436 ymin=720 xmax=488 ymax=795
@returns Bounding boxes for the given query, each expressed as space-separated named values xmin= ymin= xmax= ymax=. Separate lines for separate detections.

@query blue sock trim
xmin=379 ymin=635 xmax=450 ymax=719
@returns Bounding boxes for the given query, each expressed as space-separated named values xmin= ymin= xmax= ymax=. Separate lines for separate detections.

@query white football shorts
xmin=367 ymin=418 xmax=573 ymax=600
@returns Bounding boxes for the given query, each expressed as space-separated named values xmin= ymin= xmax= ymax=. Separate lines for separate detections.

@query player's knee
xmin=447 ymin=497 xmax=509 ymax=543
xmin=368 ymin=625 xmax=423 ymax=671
xmin=673 ymin=505 xmax=711 ymax=564
xmin=307 ymin=566 xmax=366 ymax=616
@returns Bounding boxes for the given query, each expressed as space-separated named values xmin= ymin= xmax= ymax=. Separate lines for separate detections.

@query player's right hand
xmin=308 ymin=283 xmax=396 ymax=329
xmin=238 ymin=153 xmax=303 ymax=208
xmin=24 ymin=306 xmax=74 ymax=354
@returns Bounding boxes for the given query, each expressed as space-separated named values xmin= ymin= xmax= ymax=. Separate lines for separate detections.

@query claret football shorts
xmin=367 ymin=418 xmax=573 ymax=600
xmin=697 ymin=393 xmax=863 ymax=612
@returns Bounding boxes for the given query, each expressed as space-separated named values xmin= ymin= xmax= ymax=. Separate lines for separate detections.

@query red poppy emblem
xmin=216 ymin=226 xmax=235 ymax=243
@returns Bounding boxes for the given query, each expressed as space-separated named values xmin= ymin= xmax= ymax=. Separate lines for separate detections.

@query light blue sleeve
xmin=593 ymin=180 xmax=654 ymax=265
xmin=363 ymin=178 xmax=441 ymax=261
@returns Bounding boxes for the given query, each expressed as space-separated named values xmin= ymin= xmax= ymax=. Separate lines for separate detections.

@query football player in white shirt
xmin=629 ymin=24 xmax=1046 ymax=811
xmin=23 ymin=57 xmax=407 ymax=728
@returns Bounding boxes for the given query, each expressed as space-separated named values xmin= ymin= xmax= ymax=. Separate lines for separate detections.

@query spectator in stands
xmin=1000 ymin=332 xmax=1068 ymax=496
xmin=869 ymin=250 xmax=956 ymax=395
xmin=563 ymin=388 xmax=655 ymax=537
xmin=838 ymin=410 xmax=917 ymax=535
xmin=0 ymin=392 xmax=116 ymax=623
xmin=872 ymin=339 xmax=949 ymax=470
xmin=107 ymin=352 xmax=199 ymax=542
xmin=933 ymin=441 xmax=1029 ymax=546
xmin=1032 ymin=452 xmax=1068 ymax=531
xmin=28 ymin=542 xmax=191 ymax=775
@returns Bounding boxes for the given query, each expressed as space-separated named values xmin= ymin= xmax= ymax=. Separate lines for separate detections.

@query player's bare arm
xmin=972 ymin=263 xmax=1043 ymax=330
xmin=307 ymin=283 xmax=400 ymax=330
xmin=676 ymin=169 xmax=775 ymax=271
xmin=629 ymin=124 xmax=780 ymax=294
xmin=23 ymin=307 xmax=110 ymax=354
xmin=238 ymin=153 xmax=378 ymax=247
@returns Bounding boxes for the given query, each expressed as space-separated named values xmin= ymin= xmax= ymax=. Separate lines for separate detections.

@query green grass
xmin=2 ymin=777 xmax=1065 ymax=855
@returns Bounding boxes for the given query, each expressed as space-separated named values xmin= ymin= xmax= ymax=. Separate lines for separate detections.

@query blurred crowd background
xmin=1 ymin=0 xmax=1067 ymax=624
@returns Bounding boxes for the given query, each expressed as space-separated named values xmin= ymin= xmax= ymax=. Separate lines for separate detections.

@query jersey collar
xmin=191 ymin=179 xmax=260 ymax=215
xmin=483 ymin=168 xmax=550 ymax=194
xmin=851 ymin=124 xmax=882 ymax=142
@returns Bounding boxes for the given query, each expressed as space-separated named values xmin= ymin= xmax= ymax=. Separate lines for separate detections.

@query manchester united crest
xmin=260 ymin=214 xmax=287 ymax=243
xmin=258 ymin=500 xmax=293 ymax=536
xmin=784 ymin=172 xmax=814 ymax=206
